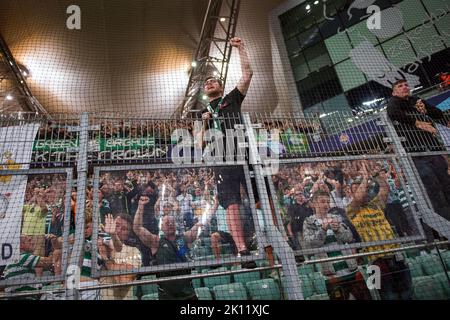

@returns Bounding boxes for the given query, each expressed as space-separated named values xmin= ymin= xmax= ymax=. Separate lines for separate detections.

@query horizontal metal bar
xmin=294 ymin=236 xmax=425 ymax=256
xmin=0 ymin=275 xmax=66 ymax=289
xmin=263 ymin=153 xmax=397 ymax=165
xmin=3 ymin=239 xmax=448 ymax=298
xmin=93 ymin=162 xmax=250 ymax=174
xmin=300 ymin=240 xmax=450 ymax=266
xmin=0 ymin=168 xmax=72 ymax=175
xmin=92 ymin=250 xmax=263 ymax=279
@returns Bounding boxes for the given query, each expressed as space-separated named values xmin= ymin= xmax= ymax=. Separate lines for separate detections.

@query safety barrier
xmin=0 ymin=111 xmax=449 ymax=300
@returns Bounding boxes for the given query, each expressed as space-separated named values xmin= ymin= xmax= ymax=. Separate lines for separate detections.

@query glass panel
xmin=347 ymin=20 xmax=379 ymax=46
xmin=381 ymin=34 xmax=418 ymax=67
xmin=298 ymin=27 xmax=322 ymax=50
xmin=304 ymin=42 xmax=332 ymax=72
xmin=335 ymin=59 xmax=367 ymax=91
xmin=397 ymin=0 xmax=429 ymax=31
xmin=325 ymin=30 xmax=352 ymax=64
xmin=298 ymin=67 xmax=343 ymax=108
xmin=435 ymin=13 xmax=450 ymax=46
xmin=422 ymin=0 xmax=449 ymax=18
xmin=319 ymin=15 xmax=343 ymax=39
xmin=291 ymin=53 xmax=310 ymax=81
xmin=407 ymin=26 xmax=446 ymax=60
xmin=286 ymin=36 xmax=301 ymax=56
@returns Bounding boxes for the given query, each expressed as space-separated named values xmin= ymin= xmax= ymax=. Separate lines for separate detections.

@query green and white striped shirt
xmin=81 ymin=239 xmax=103 ymax=278
xmin=3 ymin=253 xmax=42 ymax=293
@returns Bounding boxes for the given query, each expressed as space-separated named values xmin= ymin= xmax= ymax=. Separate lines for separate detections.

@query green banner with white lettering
xmin=33 ymin=139 xmax=79 ymax=151
xmin=98 ymin=137 xmax=156 ymax=151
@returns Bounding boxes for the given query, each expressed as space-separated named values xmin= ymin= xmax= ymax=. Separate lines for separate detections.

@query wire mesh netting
xmin=1 ymin=0 xmax=450 ymax=301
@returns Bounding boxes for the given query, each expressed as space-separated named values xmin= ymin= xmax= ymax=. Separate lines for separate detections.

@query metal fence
xmin=0 ymin=111 xmax=449 ymax=300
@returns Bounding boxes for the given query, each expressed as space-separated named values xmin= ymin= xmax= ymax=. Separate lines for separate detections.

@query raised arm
xmin=133 ymin=196 xmax=159 ymax=252
xmin=184 ymin=222 xmax=202 ymax=245
xmin=347 ymin=164 xmax=370 ymax=213
xmin=104 ymin=214 xmax=123 ymax=253
xmin=230 ymin=37 xmax=253 ymax=95
xmin=374 ymin=170 xmax=390 ymax=209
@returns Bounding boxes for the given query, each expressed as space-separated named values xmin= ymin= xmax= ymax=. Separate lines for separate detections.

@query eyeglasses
xmin=204 ymin=79 xmax=219 ymax=86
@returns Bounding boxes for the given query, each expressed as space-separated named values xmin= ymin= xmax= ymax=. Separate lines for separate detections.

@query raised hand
xmin=104 ymin=214 xmax=116 ymax=235
xmin=202 ymin=112 xmax=211 ymax=120
xmin=138 ymin=196 xmax=150 ymax=207
xmin=230 ymin=37 xmax=243 ymax=48
xmin=331 ymin=219 xmax=340 ymax=232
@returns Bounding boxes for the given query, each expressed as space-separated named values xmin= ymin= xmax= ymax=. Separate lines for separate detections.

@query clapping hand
xmin=104 ymin=214 xmax=116 ymax=235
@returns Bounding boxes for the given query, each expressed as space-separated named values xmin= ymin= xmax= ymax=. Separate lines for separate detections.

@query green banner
xmin=33 ymin=139 xmax=79 ymax=151
xmin=99 ymin=137 xmax=156 ymax=151
xmin=280 ymin=133 xmax=309 ymax=153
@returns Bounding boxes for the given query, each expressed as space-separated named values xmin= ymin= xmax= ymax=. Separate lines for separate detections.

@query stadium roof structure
xmin=0 ymin=0 xmax=291 ymax=117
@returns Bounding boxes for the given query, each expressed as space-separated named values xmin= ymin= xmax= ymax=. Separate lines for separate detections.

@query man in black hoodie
xmin=387 ymin=79 xmax=450 ymax=221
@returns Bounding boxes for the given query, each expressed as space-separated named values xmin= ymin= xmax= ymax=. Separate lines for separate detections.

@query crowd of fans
xmin=272 ymin=159 xmax=421 ymax=299
xmin=1 ymin=167 xmax=256 ymax=299
xmin=2 ymin=112 xmax=449 ymax=300
xmin=273 ymin=159 xmax=417 ymax=252
xmin=0 ymin=175 xmax=67 ymax=294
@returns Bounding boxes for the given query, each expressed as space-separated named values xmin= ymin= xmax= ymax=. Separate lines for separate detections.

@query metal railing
xmin=0 ymin=111 xmax=449 ymax=300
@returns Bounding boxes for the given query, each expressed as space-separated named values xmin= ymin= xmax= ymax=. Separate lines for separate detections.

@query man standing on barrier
xmin=199 ymin=37 xmax=255 ymax=264
xmin=387 ymin=79 xmax=450 ymax=221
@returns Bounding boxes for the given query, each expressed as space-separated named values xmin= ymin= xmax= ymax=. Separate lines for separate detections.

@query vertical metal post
xmin=64 ymin=112 xmax=89 ymax=300
xmin=242 ymin=113 xmax=304 ymax=300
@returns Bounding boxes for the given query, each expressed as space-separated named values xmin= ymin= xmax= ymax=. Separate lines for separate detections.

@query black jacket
xmin=387 ymin=95 xmax=445 ymax=152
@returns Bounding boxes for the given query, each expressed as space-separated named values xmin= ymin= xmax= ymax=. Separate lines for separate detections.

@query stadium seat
xmin=297 ymin=264 xmax=315 ymax=277
xmin=406 ymin=258 xmax=425 ymax=278
xmin=299 ymin=275 xmax=315 ymax=299
xmin=219 ymin=243 xmax=235 ymax=255
xmin=191 ymin=270 xmax=203 ymax=289
xmin=255 ymin=260 xmax=270 ymax=268
xmin=307 ymin=293 xmax=330 ymax=300
xmin=231 ymin=266 xmax=261 ymax=284
xmin=213 ymin=282 xmax=248 ymax=300
xmin=417 ymin=254 xmax=445 ymax=276
xmin=142 ymin=293 xmax=159 ymax=300
xmin=202 ymin=267 xmax=231 ymax=289
xmin=246 ymin=279 xmax=281 ymax=300
xmin=412 ymin=276 xmax=448 ymax=300
xmin=195 ymin=287 xmax=213 ymax=300
xmin=139 ymin=275 xmax=159 ymax=296
xmin=42 ymin=283 xmax=63 ymax=291
xmin=431 ymin=272 xmax=450 ymax=299
xmin=310 ymin=272 xmax=328 ymax=295
xmin=440 ymin=251 xmax=450 ymax=270
xmin=255 ymin=260 xmax=271 ymax=278
xmin=194 ymin=246 xmax=213 ymax=257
